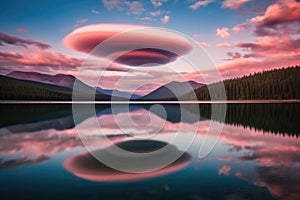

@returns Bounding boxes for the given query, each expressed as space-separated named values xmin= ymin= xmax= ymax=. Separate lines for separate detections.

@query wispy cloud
xmin=102 ymin=0 xmax=124 ymax=11
xmin=140 ymin=16 xmax=152 ymax=21
xmin=151 ymin=0 xmax=168 ymax=7
xmin=16 ymin=28 xmax=28 ymax=34
xmin=225 ymin=52 xmax=242 ymax=60
xmin=91 ymin=9 xmax=100 ymax=14
xmin=75 ymin=18 xmax=88 ymax=28
xmin=102 ymin=0 xmax=145 ymax=15
xmin=0 ymin=48 xmax=83 ymax=68
xmin=125 ymin=1 xmax=145 ymax=15
xmin=149 ymin=10 xmax=162 ymax=17
xmin=0 ymin=32 xmax=50 ymax=49
xmin=189 ymin=0 xmax=213 ymax=10
xmin=197 ymin=41 xmax=210 ymax=48
xmin=222 ymin=0 xmax=253 ymax=10
xmin=216 ymin=42 xmax=231 ymax=48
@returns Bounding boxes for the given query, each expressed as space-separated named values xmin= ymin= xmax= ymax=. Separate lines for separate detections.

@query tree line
xmin=192 ymin=66 xmax=300 ymax=100
xmin=0 ymin=75 xmax=71 ymax=100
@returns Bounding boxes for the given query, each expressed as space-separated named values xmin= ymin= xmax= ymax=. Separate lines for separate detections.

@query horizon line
xmin=0 ymin=100 xmax=300 ymax=104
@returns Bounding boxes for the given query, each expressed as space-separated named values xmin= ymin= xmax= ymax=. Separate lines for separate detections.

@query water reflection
xmin=0 ymin=103 xmax=299 ymax=200
xmin=218 ymin=125 xmax=300 ymax=199
xmin=0 ymin=104 xmax=202 ymax=133
xmin=199 ymin=103 xmax=300 ymax=136
xmin=64 ymin=140 xmax=191 ymax=182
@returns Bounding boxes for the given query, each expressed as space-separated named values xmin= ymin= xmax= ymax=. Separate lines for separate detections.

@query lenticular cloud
xmin=63 ymin=24 xmax=192 ymax=66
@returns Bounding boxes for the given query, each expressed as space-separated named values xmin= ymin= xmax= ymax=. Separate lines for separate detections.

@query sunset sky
xmin=0 ymin=0 xmax=299 ymax=93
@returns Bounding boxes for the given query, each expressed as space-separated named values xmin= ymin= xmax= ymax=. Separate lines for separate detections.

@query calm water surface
xmin=0 ymin=103 xmax=299 ymax=200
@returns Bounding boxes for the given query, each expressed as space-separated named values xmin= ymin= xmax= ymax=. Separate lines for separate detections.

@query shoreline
xmin=0 ymin=99 xmax=300 ymax=104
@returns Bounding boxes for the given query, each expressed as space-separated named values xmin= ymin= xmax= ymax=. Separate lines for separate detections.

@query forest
xmin=192 ymin=66 xmax=300 ymax=100
xmin=0 ymin=75 xmax=111 ymax=101
xmin=0 ymin=75 xmax=71 ymax=100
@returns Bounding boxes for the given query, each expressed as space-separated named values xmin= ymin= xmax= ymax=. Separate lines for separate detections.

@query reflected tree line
xmin=198 ymin=103 xmax=300 ymax=137
xmin=1 ymin=103 xmax=299 ymax=137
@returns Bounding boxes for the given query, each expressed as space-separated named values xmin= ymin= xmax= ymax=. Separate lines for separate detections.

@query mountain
xmin=7 ymin=71 xmax=140 ymax=100
xmin=8 ymin=71 xmax=77 ymax=88
xmin=140 ymin=81 xmax=205 ymax=101
xmin=0 ymin=75 xmax=111 ymax=100
xmin=96 ymin=88 xmax=140 ymax=100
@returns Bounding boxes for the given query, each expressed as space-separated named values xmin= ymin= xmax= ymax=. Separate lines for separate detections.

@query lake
xmin=0 ymin=103 xmax=299 ymax=200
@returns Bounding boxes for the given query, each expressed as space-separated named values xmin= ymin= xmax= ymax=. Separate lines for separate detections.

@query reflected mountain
xmin=143 ymin=103 xmax=202 ymax=123
xmin=64 ymin=140 xmax=191 ymax=182
xmin=0 ymin=104 xmax=139 ymax=133
xmin=1 ymin=103 xmax=299 ymax=136
xmin=0 ymin=104 xmax=203 ymax=133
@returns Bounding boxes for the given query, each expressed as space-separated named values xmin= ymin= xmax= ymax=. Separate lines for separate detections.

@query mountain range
xmin=0 ymin=71 xmax=204 ymax=101
xmin=141 ymin=81 xmax=205 ymax=100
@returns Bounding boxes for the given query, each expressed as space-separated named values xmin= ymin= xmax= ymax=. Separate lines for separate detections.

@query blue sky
xmin=0 ymin=0 xmax=257 ymax=57
xmin=0 ymin=0 xmax=300 ymax=92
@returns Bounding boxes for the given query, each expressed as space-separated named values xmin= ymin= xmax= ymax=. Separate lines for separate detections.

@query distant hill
xmin=8 ymin=71 xmax=79 ymax=89
xmin=8 ymin=71 xmax=140 ymax=100
xmin=186 ymin=66 xmax=300 ymax=100
xmin=0 ymin=75 xmax=111 ymax=100
xmin=140 ymin=81 xmax=205 ymax=101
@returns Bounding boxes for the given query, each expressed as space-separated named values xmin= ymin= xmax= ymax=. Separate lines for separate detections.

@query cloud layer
xmin=220 ymin=0 xmax=300 ymax=78
xmin=63 ymin=24 xmax=192 ymax=66
xmin=0 ymin=32 xmax=50 ymax=49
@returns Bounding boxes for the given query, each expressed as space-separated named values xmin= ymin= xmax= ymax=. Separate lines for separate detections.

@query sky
xmin=0 ymin=0 xmax=300 ymax=94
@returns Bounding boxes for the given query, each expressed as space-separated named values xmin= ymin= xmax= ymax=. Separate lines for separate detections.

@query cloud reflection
xmin=64 ymin=140 xmax=191 ymax=182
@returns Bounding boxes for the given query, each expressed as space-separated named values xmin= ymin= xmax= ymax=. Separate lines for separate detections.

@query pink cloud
xmin=218 ymin=56 xmax=300 ymax=79
xmin=149 ymin=10 xmax=161 ymax=17
xmin=0 ymin=129 xmax=82 ymax=169
xmin=197 ymin=41 xmax=210 ymax=48
xmin=0 ymin=32 xmax=85 ymax=74
xmin=102 ymin=0 xmax=144 ymax=15
xmin=16 ymin=28 xmax=28 ymax=34
xmin=63 ymin=24 xmax=192 ymax=67
xmin=113 ymin=48 xmax=178 ymax=66
xmin=0 ymin=48 xmax=83 ymax=69
xmin=222 ymin=0 xmax=253 ymax=10
xmin=218 ymin=156 xmax=232 ymax=162
xmin=225 ymin=52 xmax=242 ymax=60
xmin=219 ymin=124 xmax=300 ymax=200
xmin=232 ymin=0 xmax=300 ymax=36
xmin=151 ymin=0 xmax=168 ymax=7
xmin=235 ymin=36 xmax=300 ymax=58
xmin=125 ymin=1 xmax=145 ymax=15
xmin=218 ymin=165 xmax=231 ymax=175
xmin=220 ymin=0 xmax=300 ymax=78
xmin=161 ymin=15 xmax=170 ymax=24
xmin=102 ymin=0 xmax=124 ymax=11
xmin=250 ymin=0 xmax=300 ymax=36
xmin=64 ymin=142 xmax=191 ymax=182
xmin=0 ymin=32 xmax=50 ymax=49
xmin=189 ymin=0 xmax=213 ymax=10
xmin=232 ymin=22 xmax=249 ymax=32
xmin=216 ymin=42 xmax=231 ymax=48
xmin=216 ymin=27 xmax=230 ymax=38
